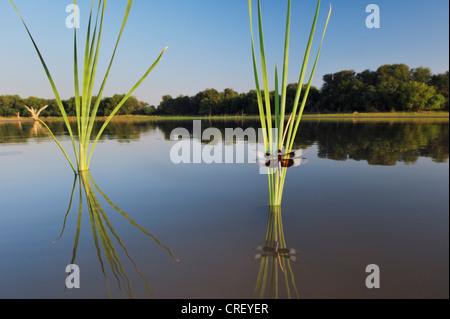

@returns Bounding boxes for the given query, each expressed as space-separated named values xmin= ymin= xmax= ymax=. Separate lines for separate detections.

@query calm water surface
xmin=0 ymin=118 xmax=448 ymax=299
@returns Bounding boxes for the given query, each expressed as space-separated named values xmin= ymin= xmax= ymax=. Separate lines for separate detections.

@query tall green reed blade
xmin=286 ymin=3 xmax=332 ymax=152
xmin=80 ymin=0 xmax=95 ymax=150
xmin=10 ymin=0 xmax=167 ymax=174
xmin=87 ymin=46 xmax=168 ymax=169
xmin=275 ymin=64 xmax=280 ymax=131
xmin=10 ymin=0 xmax=79 ymax=174
xmin=80 ymin=0 xmax=103 ymax=170
xmin=277 ymin=3 xmax=331 ymax=205
xmin=248 ymin=0 xmax=331 ymax=206
xmin=83 ymin=0 xmax=106 ymax=161
xmin=280 ymin=0 xmax=320 ymax=158
xmin=256 ymin=0 xmax=273 ymax=153
xmin=78 ymin=0 xmax=104 ymax=170
xmin=73 ymin=1 xmax=82 ymax=155
xmin=248 ymin=0 xmax=268 ymax=150
xmin=250 ymin=0 xmax=275 ymax=208
xmin=278 ymin=0 xmax=292 ymax=149
xmin=84 ymin=0 xmax=134 ymax=169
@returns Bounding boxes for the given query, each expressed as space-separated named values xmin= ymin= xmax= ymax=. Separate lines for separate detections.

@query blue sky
xmin=0 ymin=0 xmax=448 ymax=106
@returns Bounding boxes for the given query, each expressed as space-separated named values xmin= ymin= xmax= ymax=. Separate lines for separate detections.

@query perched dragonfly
xmin=254 ymin=241 xmax=299 ymax=271
xmin=256 ymin=148 xmax=309 ymax=177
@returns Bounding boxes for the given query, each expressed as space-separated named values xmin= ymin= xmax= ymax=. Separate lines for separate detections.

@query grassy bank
xmin=302 ymin=111 xmax=449 ymax=119
xmin=1 ymin=111 xmax=448 ymax=122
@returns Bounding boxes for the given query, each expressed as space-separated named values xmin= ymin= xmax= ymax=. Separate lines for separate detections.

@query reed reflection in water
xmin=254 ymin=206 xmax=299 ymax=299
xmin=54 ymin=171 xmax=179 ymax=298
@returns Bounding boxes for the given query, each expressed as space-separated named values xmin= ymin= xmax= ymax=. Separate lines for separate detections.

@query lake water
xmin=0 ymin=118 xmax=448 ymax=299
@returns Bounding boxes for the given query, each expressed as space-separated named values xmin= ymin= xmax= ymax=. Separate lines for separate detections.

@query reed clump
xmin=10 ymin=0 xmax=167 ymax=174
xmin=248 ymin=0 xmax=331 ymax=206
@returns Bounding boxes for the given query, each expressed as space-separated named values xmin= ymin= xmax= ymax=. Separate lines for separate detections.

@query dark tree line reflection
xmin=1 ymin=118 xmax=448 ymax=165
xmin=305 ymin=120 xmax=449 ymax=165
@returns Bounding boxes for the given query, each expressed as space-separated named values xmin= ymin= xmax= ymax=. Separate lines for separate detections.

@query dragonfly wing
xmin=278 ymin=158 xmax=308 ymax=168
xmin=279 ymin=159 xmax=294 ymax=168
xmin=253 ymin=149 xmax=273 ymax=160
xmin=289 ymin=148 xmax=310 ymax=158
xmin=257 ymin=149 xmax=280 ymax=159
xmin=255 ymin=150 xmax=267 ymax=159
xmin=257 ymin=159 xmax=267 ymax=167
xmin=291 ymin=158 xmax=309 ymax=167
xmin=285 ymin=150 xmax=301 ymax=159
xmin=254 ymin=253 xmax=262 ymax=260
xmin=257 ymin=159 xmax=278 ymax=168
xmin=292 ymin=149 xmax=305 ymax=158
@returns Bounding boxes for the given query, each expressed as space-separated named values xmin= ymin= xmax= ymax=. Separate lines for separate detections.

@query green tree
xmin=218 ymin=88 xmax=239 ymax=114
xmin=100 ymin=94 xmax=139 ymax=116
xmin=430 ymin=71 xmax=449 ymax=110
xmin=356 ymin=69 xmax=378 ymax=86
xmin=410 ymin=66 xmax=433 ymax=84
xmin=143 ymin=105 xmax=156 ymax=115
xmin=399 ymin=81 xmax=445 ymax=111
xmin=376 ymin=64 xmax=411 ymax=84
xmin=320 ymin=70 xmax=364 ymax=112
xmin=0 ymin=95 xmax=23 ymax=116
xmin=196 ymin=89 xmax=220 ymax=115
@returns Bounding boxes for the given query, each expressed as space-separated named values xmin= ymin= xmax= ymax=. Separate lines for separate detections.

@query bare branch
xmin=36 ymin=105 xmax=49 ymax=117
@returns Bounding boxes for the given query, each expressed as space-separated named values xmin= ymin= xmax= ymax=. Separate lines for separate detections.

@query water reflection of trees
xmin=1 ymin=119 xmax=448 ymax=165
xmin=0 ymin=119 xmax=160 ymax=144
xmin=308 ymin=120 xmax=449 ymax=165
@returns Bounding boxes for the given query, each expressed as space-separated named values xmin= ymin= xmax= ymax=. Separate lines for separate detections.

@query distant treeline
xmin=0 ymin=94 xmax=155 ymax=117
xmin=1 ymin=64 xmax=448 ymax=117
xmin=157 ymin=64 xmax=449 ymax=115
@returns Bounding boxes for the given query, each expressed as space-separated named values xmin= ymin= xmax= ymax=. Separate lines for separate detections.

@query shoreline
xmin=1 ymin=112 xmax=448 ymax=122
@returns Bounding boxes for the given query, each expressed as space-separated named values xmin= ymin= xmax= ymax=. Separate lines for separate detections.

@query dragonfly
xmin=254 ymin=241 xmax=299 ymax=272
xmin=256 ymin=148 xmax=309 ymax=177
